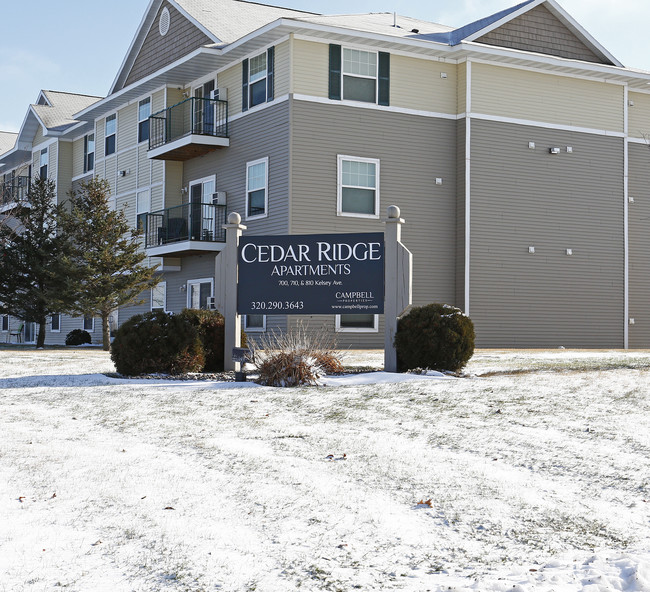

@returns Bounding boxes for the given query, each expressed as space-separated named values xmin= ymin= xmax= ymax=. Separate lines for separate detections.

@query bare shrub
xmin=251 ymin=323 xmax=344 ymax=387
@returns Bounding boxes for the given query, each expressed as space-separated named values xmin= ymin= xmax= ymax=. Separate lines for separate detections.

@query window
xmin=244 ymin=314 xmax=266 ymax=332
xmin=329 ymin=45 xmax=389 ymax=106
xmin=39 ymin=148 xmax=48 ymax=178
xmin=242 ymin=47 xmax=274 ymax=111
xmin=151 ymin=282 xmax=166 ymax=311
xmin=83 ymin=316 xmax=94 ymax=332
xmin=105 ymin=114 xmax=116 ymax=155
xmin=187 ymin=279 xmax=213 ymax=310
xmin=138 ymin=98 xmax=151 ymax=143
xmin=337 ymin=155 xmax=380 ymax=218
xmin=246 ymin=158 xmax=268 ymax=219
xmin=136 ymin=189 xmax=151 ymax=233
xmin=51 ymin=314 xmax=61 ymax=333
xmin=1 ymin=315 xmax=8 ymax=332
xmin=84 ymin=133 xmax=95 ymax=172
xmin=336 ymin=314 xmax=378 ymax=332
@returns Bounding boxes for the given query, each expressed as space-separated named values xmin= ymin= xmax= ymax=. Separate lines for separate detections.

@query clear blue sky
xmin=1 ymin=0 xmax=647 ymax=133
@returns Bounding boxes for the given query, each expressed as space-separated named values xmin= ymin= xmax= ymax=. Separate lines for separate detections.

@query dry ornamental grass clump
xmin=251 ymin=323 xmax=344 ymax=387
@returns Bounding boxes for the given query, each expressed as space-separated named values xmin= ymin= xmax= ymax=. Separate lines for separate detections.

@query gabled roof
xmin=415 ymin=0 xmax=621 ymax=67
xmin=31 ymin=91 xmax=102 ymax=134
xmin=111 ymin=0 xmax=316 ymax=93
xmin=0 ymin=132 xmax=17 ymax=158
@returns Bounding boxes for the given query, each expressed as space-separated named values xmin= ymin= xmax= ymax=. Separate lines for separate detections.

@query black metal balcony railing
xmin=1 ymin=176 xmax=30 ymax=206
xmin=144 ymin=202 xmax=227 ymax=249
xmin=148 ymin=97 xmax=229 ymax=151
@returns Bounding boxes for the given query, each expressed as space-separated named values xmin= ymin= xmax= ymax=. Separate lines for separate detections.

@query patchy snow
xmin=1 ymin=347 xmax=650 ymax=591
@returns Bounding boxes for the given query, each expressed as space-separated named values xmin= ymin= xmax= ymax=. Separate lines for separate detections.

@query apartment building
xmin=3 ymin=0 xmax=650 ymax=348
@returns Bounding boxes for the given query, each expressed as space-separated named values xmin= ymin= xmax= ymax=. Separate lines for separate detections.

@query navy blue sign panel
xmin=237 ymin=233 xmax=384 ymax=315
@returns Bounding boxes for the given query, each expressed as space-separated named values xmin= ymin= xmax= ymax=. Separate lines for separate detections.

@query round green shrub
xmin=111 ymin=311 xmax=204 ymax=376
xmin=394 ymin=303 xmax=475 ymax=372
xmin=66 ymin=329 xmax=91 ymax=346
xmin=179 ymin=308 xmax=247 ymax=372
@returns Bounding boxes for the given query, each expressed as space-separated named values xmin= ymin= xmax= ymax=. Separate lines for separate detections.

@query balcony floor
xmin=148 ymin=134 xmax=229 ymax=161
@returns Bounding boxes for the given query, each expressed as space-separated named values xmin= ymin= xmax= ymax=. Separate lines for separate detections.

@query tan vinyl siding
xmin=116 ymin=149 xmax=137 ymax=194
xmin=57 ymin=142 xmax=73 ymax=205
xmin=182 ymin=101 xmax=290 ymax=236
xmin=138 ymin=144 xmax=151 ymax=187
xmin=72 ymin=137 xmax=85 ymax=178
xmin=117 ymin=192 xmax=136 ymax=228
xmin=292 ymin=39 xmax=329 ymax=99
xmin=275 ymin=40 xmax=290 ymax=98
xmin=472 ymin=63 xmax=624 ymax=133
xmin=469 ymin=119 xmax=624 ymax=347
xmin=151 ymin=183 xmax=164 ymax=212
xmin=390 ymin=55 xmax=456 ymax=114
xmin=165 ymin=87 xmax=185 ymax=109
xmin=48 ymin=143 xmax=57 ymax=183
xmin=118 ymin=103 xmax=137 ymax=151
xmin=290 ymin=100 xmax=457 ymax=334
xmin=96 ymin=117 xmax=106 ymax=160
xmin=628 ymin=143 xmax=650 ymax=347
xmin=152 ymin=89 xmax=165 ymax=113
xmin=457 ymin=62 xmax=467 ymax=115
xmin=32 ymin=126 xmax=45 ymax=148
xmin=164 ymin=161 xmax=183 ymax=208
xmin=628 ymin=92 xmax=650 ymax=140
xmin=104 ymin=156 xmax=117 ymax=195
xmin=218 ymin=63 xmax=242 ymax=118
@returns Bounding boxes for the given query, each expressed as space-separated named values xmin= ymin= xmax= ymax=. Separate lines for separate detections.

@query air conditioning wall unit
xmin=211 ymin=88 xmax=227 ymax=101
xmin=212 ymin=191 xmax=227 ymax=205
xmin=206 ymin=297 xmax=216 ymax=310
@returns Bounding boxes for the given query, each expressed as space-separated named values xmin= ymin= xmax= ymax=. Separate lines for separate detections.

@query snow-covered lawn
xmin=1 ymin=347 xmax=649 ymax=591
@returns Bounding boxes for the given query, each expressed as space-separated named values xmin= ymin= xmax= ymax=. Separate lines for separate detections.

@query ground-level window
xmin=187 ymin=278 xmax=213 ymax=310
xmin=246 ymin=158 xmax=268 ymax=220
xmin=1 ymin=315 xmax=8 ymax=332
xmin=152 ymin=282 xmax=166 ymax=311
xmin=51 ymin=314 xmax=61 ymax=332
xmin=336 ymin=314 xmax=378 ymax=332
xmin=83 ymin=316 xmax=94 ymax=332
xmin=244 ymin=314 xmax=266 ymax=332
xmin=337 ymin=155 xmax=379 ymax=218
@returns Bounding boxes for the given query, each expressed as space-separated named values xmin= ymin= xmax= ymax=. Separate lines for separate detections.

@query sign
xmin=237 ymin=233 xmax=384 ymax=315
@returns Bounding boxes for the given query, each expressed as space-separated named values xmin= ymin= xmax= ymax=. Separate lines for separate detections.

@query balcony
xmin=1 ymin=176 xmax=30 ymax=208
xmin=148 ymin=97 xmax=229 ymax=161
xmin=144 ymin=202 xmax=227 ymax=257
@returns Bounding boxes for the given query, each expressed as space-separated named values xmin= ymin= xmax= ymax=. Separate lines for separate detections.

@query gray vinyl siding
xmin=182 ymin=102 xmax=290 ymax=236
xmin=456 ymin=118 xmax=466 ymax=311
xmin=57 ymin=141 xmax=73 ymax=206
xmin=469 ymin=119 xmax=624 ymax=347
xmin=628 ymin=142 xmax=650 ymax=347
xmin=475 ymin=4 xmax=609 ymax=65
xmin=289 ymin=100 xmax=457 ymax=348
xmin=124 ymin=1 xmax=213 ymax=88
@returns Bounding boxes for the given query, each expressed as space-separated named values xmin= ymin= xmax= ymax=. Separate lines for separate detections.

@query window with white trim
xmin=337 ymin=155 xmax=379 ymax=218
xmin=51 ymin=314 xmax=61 ymax=332
xmin=244 ymin=314 xmax=266 ymax=332
xmin=336 ymin=314 xmax=378 ymax=332
xmin=1 ymin=315 xmax=8 ymax=332
xmin=151 ymin=282 xmax=166 ymax=311
xmin=343 ymin=48 xmax=377 ymax=103
xmin=187 ymin=278 xmax=213 ymax=310
xmin=105 ymin=114 xmax=116 ymax=155
xmin=83 ymin=316 xmax=94 ymax=332
xmin=242 ymin=47 xmax=274 ymax=111
xmin=84 ymin=133 xmax=95 ymax=172
xmin=39 ymin=148 xmax=48 ymax=178
xmin=246 ymin=158 xmax=268 ymax=219
xmin=136 ymin=189 xmax=150 ymax=233
xmin=138 ymin=98 xmax=151 ymax=143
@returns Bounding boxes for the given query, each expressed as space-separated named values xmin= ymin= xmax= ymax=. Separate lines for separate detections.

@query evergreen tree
xmin=0 ymin=177 xmax=72 ymax=348
xmin=60 ymin=178 xmax=160 ymax=351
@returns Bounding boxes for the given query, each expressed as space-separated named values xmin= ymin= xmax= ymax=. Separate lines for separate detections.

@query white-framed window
xmin=189 ymin=175 xmax=217 ymax=240
xmin=343 ymin=48 xmax=378 ymax=103
xmin=51 ymin=314 xmax=61 ymax=333
xmin=189 ymin=175 xmax=216 ymax=203
xmin=246 ymin=157 xmax=268 ymax=220
xmin=138 ymin=98 xmax=151 ymax=143
xmin=151 ymin=282 xmax=166 ymax=311
xmin=39 ymin=148 xmax=48 ymax=178
xmin=337 ymin=155 xmax=380 ymax=218
xmin=105 ymin=114 xmax=116 ymax=156
xmin=187 ymin=278 xmax=213 ymax=310
xmin=244 ymin=314 xmax=266 ymax=332
xmin=136 ymin=189 xmax=151 ymax=232
xmin=1 ymin=315 xmax=8 ymax=332
xmin=336 ymin=314 xmax=379 ymax=333
xmin=84 ymin=133 xmax=95 ymax=172
xmin=83 ymin=316 xmax=94 ymax=332
xmin=249 ymin=52 xmax=268 ymax=108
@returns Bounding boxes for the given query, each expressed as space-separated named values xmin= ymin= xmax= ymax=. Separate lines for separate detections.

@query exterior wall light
xmin=549 ymin=147 xmax=560 ymax=154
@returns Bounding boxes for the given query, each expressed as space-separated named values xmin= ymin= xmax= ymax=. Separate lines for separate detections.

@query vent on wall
xmin=159 ymin=7 xmax=171 ymax=36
